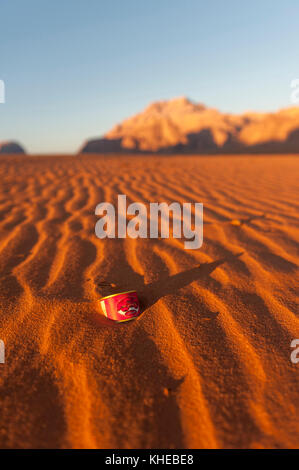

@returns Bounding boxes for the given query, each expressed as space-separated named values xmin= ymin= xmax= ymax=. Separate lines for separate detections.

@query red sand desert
xmin=0 ymin=154 xmax=298 ymax=449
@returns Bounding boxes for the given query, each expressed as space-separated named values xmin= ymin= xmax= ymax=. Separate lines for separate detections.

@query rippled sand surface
xmin=0 ymin=154 xmax=298 ymax=448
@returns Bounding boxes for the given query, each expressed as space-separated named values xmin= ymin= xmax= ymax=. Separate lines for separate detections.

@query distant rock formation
xmin=0 ymin=141 xmax=26 ymax=154
xmin=80 ymin=97 xmax=299 ymax=154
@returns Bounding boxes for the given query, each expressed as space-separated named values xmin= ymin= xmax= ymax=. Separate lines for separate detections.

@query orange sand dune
xmin=0 ymin=154 xmax=298 ymax=449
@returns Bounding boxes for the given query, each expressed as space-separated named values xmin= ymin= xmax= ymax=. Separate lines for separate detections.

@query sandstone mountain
xmin=80 ymin=97 xmax=299 ymax=154
xmin=0 ymin=141 xmax=26 ymax=154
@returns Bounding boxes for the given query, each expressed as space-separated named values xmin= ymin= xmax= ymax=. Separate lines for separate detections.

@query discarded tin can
xmin=99 ymin=290 xmax=141 ymax=322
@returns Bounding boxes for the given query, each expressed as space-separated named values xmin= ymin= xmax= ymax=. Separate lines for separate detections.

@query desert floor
xmin=0 ymin=154 xmax=298 ymax=449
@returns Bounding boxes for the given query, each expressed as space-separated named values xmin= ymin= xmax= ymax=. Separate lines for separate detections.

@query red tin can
xmin=100 ymin=290 xmax=141 ymax=322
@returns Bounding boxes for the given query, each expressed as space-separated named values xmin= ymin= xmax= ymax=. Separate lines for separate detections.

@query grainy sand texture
xmin=0 ymin=154 xmax=298 ymax=449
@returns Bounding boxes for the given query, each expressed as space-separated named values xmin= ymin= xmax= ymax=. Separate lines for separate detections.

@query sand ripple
xmin=0 ymin=154 xmax=298 ymax=448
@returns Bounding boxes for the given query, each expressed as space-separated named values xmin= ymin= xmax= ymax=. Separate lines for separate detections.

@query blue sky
xmin=0 ymin=0 xmax=299 ymax=153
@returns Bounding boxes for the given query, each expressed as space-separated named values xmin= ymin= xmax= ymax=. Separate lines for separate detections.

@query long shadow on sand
xmin=139 ymin=252 xmax=243 ymax=312
xmin=94 ymin=252 xmax=243 ymax=326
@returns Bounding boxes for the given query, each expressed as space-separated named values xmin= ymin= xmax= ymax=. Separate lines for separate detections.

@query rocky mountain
xmin=80 ymin=97 xmax=299 ymax=154
xmin=0 ymin=141 xmax=26 ymax=154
